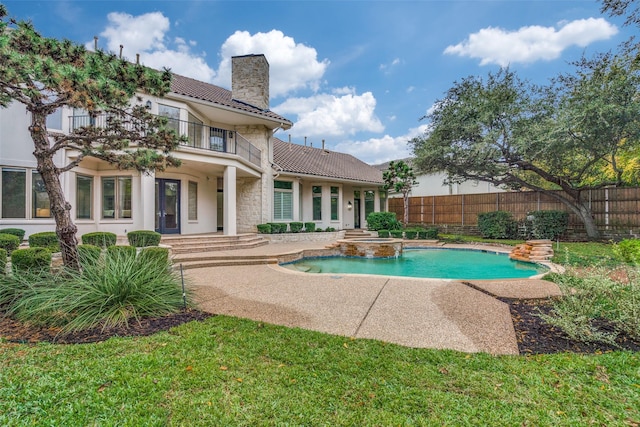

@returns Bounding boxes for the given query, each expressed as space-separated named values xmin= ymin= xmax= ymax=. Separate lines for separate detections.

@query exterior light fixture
xmin=347 ymin=201 xmax=353 ymax=210
xmin=145 ymin=100 xmax=152 ymax=109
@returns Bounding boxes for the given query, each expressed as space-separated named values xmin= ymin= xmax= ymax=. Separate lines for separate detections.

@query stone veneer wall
xmin=235 ymin=124 xmax=273 ymax=233
xmin=231 ymin=55 xmax=269 ymax=111
xmin=263 ymin=230 xmax=345 ymax=243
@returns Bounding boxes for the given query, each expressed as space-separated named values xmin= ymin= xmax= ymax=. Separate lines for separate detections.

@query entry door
xmin=354 ymin=199 xmax=361 ymax=229
xmin=155 ymin=179 xmax=180 ymax=234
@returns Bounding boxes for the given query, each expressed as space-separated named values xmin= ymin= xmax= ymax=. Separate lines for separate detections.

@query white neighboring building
xmin=373 ymin=158 xmax=505 ymax=197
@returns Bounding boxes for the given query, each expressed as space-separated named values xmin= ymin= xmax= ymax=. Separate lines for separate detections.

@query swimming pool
xmin=282 ymin=248 xmax=547 ymax=280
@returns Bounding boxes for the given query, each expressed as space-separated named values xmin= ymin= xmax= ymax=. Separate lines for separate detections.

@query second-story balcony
xmin=70 ymin=115 xmax=262 ymax=167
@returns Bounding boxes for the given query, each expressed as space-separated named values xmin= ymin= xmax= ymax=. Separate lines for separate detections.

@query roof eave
xmin=168 ymin=92 xmax=293 ymax=130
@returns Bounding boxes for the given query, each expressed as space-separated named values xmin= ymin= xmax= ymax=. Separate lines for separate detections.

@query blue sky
xmin=3 ymin=0 xmax=636 ymax=164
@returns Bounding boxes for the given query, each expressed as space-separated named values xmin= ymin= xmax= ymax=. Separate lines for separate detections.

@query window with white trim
xmin=102 ymin=176 xmax=132 ymax=219
xmin=274 ymin=180 xmax=293 ymax=221
xmin=76 ymin=175 xmax=93 ymax=219
xmin=330 ymin=186 xmax=339 ymax=220
xmin=312 ymin=186 xmax=322 ymax=221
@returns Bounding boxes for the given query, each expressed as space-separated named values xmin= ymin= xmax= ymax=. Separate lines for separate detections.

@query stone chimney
xmin=231 ymin=54 xmax=270 ymax=111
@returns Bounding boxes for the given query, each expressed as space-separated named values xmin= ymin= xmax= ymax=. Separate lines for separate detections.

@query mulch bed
xmin=506 ymin=298 xmax=640 ymax=354
xmin=1 ymin=301 xmax=639 ymax=354
xmin=0 ymin=309 xmax=212 ymax=344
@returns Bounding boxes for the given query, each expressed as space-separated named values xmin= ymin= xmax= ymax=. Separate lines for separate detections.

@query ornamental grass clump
xmin=2 ymin=245 xmax=191 ymax=333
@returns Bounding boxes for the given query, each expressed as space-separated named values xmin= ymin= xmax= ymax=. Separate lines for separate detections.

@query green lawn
xmin=1 ymin=316 xmax=639 ymax=426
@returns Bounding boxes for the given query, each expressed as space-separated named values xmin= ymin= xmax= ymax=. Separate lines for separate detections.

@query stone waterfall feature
xmin=509 ymin=240 xmax=554 ymax=262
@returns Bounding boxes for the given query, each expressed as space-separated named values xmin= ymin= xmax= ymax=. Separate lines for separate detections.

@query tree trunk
xmin=575 ymin=202 xmax=601 ymax=240
xmin=30 ymin=114 xmax=80 ymax=270
xmin=547 ymin=189 xmax=601 ymax=240
xmin=403 ymin=194 xmax=410 ymax=226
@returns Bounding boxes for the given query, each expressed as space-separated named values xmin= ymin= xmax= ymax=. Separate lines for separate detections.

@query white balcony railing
xmin=70 ymin=115 xmax=262 ymax=167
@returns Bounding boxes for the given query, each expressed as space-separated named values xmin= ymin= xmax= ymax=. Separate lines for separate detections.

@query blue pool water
xmin=283 ymin=248 xmax=547 ymax=280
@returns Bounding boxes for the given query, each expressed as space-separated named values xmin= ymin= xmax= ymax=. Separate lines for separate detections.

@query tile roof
xmin=273 ymin=138 xmax=384 ymax=184
xmin=170 ymin=73 xmax=292 ymax=126
xmin=372 ymin=157 xmax=414 ymax=171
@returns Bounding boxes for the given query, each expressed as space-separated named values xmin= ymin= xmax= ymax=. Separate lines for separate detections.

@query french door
xmin=155 ymin=179 xmax=180 ymax=234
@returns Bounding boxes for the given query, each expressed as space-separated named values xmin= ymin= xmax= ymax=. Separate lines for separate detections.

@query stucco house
xmin=0 ymin=54 xmax=385 ymax=239
xmin=272 ymin=137 xmax=385 ymax=230
xmin=374 ymin=158 xmax=504 ymax=197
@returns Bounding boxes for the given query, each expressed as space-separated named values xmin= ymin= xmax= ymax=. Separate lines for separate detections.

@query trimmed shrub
xmin=418 ymin=227 xmax=439 ymax=240
xmin=366 ymin=212 xmax=402 ymax=231
xmin=256 ymin=223 xmax=272 ymax=234
xmin=390 ymin=230 xmax=404 ymax=239
xmin=0 ymin=248 xmax=6 ymax=275
xmin=528 ymin=210 xmax=569 ymax=240
xmin=268 ymin=223 xmax=288 ymax=234
xmin=477 ymin=211 xmax=518 ymax=239
xmin=0 ymin=228 xmax=25 ymax=241
xmin=138 ymin=247 xmax=170 ymax=265
xmin=11 ymin=247 xmax=51 ymax=274
xmin=289 ymin=222 xmax=304 ymax=233
xmin=304 ymin=222 xmax=316 ymax=233
xmin=404 ymin=229 xmax=418 ymax=240
xmin=378 ymin=230 xmax=390 ymax=238
xmin=127 ymin=230 xmax=161 ymax=247
xmin=0 ymin=233 xmax=20 ymax=255
xmin=28 ymin=231 xmax=60 ymax=252
xmin=82 ymin=231 xmax=117 ymax=248
xmin=77 ymin=244 xmax=102 ymax=267
xmin=325 ymin=227 xmax=336 ymax=232
xmin=615 ymin=239 xmax=640 ymax=265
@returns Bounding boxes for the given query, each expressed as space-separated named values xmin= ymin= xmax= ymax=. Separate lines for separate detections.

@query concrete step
xmin=170 ymin=239 xmax=268 ymax=254
xmin=343 ymin=230 xmax=373 ymax=239
xmin=162 ymin=234 xmax=268 ymax=254
xmin=174 ymin=257 xmax=278 ymax=270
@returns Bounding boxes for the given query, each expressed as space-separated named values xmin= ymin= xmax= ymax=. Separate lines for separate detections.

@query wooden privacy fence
xmin=388 ymin=187 xmax=640 ymax=235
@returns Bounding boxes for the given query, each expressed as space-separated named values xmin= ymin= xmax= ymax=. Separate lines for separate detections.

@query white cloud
xmin=274 ymin=91 xmax=384 ymax=138
xmin=87 ymin=11 xmax=216 ymax=82
xmin=333 ymin=124 xmax=430 ymax=165
xmin=212 ymin=30 xmax=329 ymax=97
xmin=379 ymin=57 xmax=401 ymax=74
xmin=444 ymin=17 xmax=618 ymax=66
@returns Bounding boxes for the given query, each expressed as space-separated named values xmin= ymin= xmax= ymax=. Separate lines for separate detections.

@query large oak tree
xmin=411 ymin=53 xmax=640 ymax=239
xmin=0 ymin=6 xmax=185 ymax=269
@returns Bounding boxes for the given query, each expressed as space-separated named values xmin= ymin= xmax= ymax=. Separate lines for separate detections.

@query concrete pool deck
xmin=184 ymin=241 xmax=562 ymax=355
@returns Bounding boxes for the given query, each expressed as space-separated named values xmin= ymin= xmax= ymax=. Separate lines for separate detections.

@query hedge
xmin=11 ymin=247 xmax=51 ymax=274
xmin=404 ymin=230 xmax=418 ymax=240
xmin=390 ymin=230 xmax=404 ymax=239
xmin=0 ymin=228 xmax=25 ymax=241
xmin=378 ymin=230 xmax=390 ymax=238
xmin=106 ymin=245 xmax=137 ymax=261
xmin=82 ymin=232 xmax=117 ymax=248
xmin=0 ymin=233 xmax=20 ymax=255
xmin=268 ymin=223 xmax=288 ymax=234
xmin=256 ymin=224 xmax=272 ymax=234
xmin=477 ymin=211 xmax=518 ymax=239
xmin=366 ymin=212 xmax=402 ymax=231
xmin=528 ymin=210 xmax=569 ymax=240
xmin=138 ymin=247 xmax=170 ymax=265
xmin=304 ymin=222 xmax=316 ymax=233
xmin=418 ymin=227 xmax=439 ymax=240
xmin=28 ymin=231 xmax=60 ymax=252
xmin=289 ymin=222 xmax=304 ymax=233
xmin=127 ymin=230 xmax=161 ymax=247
